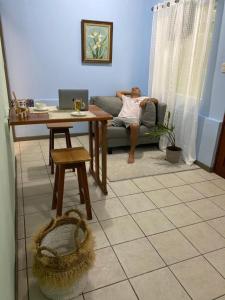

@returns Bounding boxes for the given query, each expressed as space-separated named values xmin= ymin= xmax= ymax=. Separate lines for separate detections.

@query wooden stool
xmin=47 ymin=123 xmax=73 ymax=174
xmin=51 ymin=147 xmax=92 ymax=219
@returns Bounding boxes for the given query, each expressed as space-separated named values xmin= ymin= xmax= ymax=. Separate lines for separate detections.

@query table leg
xmin=94 ymin=121 xmax=100 ymax=181
xmin=89 ymin=121 xmax=94 ymax=172
xmin=101 ymin=120 xmax=108 ymax=195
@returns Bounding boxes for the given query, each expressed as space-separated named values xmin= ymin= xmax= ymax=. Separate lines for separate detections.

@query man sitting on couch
xmin=114 ymin=87 xmax=158 ymax=164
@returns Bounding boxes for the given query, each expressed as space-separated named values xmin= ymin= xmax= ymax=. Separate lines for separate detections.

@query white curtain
xmin=149 ymin=0 xmax=215 ymax=165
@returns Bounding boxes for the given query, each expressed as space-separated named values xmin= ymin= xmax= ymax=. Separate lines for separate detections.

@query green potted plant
xmin=146 ymin=111 xmax=182 ymax=163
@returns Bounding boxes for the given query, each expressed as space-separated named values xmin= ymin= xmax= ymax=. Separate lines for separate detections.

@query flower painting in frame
xmin=81 ymin=20 xmax=113 ymax=64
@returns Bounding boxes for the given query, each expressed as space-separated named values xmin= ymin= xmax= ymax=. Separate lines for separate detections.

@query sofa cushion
xmin=90 ymin=96 xmax=123 ymax=117
xmin=107 ymin=125 xmax=156 ymax=139
xmin=140 ymin=102 xmax=156 ymax=128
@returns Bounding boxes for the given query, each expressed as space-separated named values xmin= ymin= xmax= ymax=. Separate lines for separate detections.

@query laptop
xmin=58 ymin=89 xmax=89 ymax=110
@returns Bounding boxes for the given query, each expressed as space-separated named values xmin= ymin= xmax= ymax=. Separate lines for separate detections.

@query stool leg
xmin=65 ymin=129 xmax=72 ymax=148
xmin=77 ymin=165 xmax=85 ymax=204
xmin=52 ymin=165 xmax=59 ymax=209
xmin=56 ymin=165 xmax=65 ymax=217
xmin=81 ymin=163 xmax=92 ymax=220
xmin=65 ymin=129 xmax=75 ymax=172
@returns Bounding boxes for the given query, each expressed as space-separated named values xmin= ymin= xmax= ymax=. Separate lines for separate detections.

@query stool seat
xmin=51 ymin=147 xmax=90 ymax=165
xmin=51 ymin=147 xmax=92 ymax=220
xmin=47 ymin=122 xmax=73 ymax=129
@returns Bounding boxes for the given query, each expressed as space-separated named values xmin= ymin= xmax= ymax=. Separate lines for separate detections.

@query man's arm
xmin=116 ymin=90 xmax=131 ymax=100
xmin=140 ymin=98 xmax=158 ymax=108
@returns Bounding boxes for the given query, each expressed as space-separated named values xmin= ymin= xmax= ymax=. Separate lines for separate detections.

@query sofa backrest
xmin=90 ymin=96 xmax=123 ymax=117
xmin=90 ymin=96 xmax=167 ymax=123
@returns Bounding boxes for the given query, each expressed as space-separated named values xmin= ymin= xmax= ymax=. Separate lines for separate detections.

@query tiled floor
xmin=15 ymin=136 xmax=225 ymax=300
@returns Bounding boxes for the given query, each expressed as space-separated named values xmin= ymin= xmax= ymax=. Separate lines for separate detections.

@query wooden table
xmin=9 ymin=105 xmax=113 ymax=194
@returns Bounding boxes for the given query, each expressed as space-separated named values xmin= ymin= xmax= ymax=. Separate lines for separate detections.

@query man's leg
xmin=128 ymin=123 xmax=139 ymax=164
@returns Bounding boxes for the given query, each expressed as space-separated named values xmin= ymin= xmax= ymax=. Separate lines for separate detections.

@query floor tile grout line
xmin=203 ymin=252 xmax=225 ymax=280
xmin=179 ymin=198 xmax=225 ymax=242
xmin=18 ymin=139 xmax=225 ymax=299
xmin=167 ymin=266 xmax=194 ymax=300
xmin=89 ymin=205 xmax=140 ymax=300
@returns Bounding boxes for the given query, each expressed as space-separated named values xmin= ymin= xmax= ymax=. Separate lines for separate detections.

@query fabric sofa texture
xmin=90 ymin=96 xmax=167 ymax=151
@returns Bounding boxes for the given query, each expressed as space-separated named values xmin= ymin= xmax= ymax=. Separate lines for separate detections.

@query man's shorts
xmin=111 ymin=117 xmax=139 ymax=128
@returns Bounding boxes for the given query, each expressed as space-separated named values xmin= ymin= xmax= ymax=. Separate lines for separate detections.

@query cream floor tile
xmin=180 ymin=222 xmax=225 ymax=254
xmin=21 ymin=160 xmax=46 ymax=170
xmin=18 ymin=215 xmax=25 ymax=239
xmin=101 ymin=215 xmax=144 ymax=245
xmin=175 ymin=170 xmax=206 ymax=184
xmin=187 ymin=199 xmax=225 ymax=220
xmin=208 ymin=217 xmax=225 ymax=238
xmin=212 ymin=178 xmax=225 ymax=191
xmin=146 ymin=188 xmax=181 ymax=208
xmin=132 ymin=209 xmax=174 ymax=236
xmin=132 ymin=176 xmax=163 ymax=192
xmin=18 ymin=196 xmax=24 ymax=216
xmin=210 ymin=194 xmax=225 ymax=210
xmin=119 ymin=193 xmax=156 ymax=213
xmin=170 ymin=256 xmax=225 ymax=300
xmin=92 ymin=198 xmax=128 ymax=221
xmin=18 ymin=239 xmax=26 ymax=271
xmin=24 ymin=193 xmax=53 ymax=215
xmin=84 ymin=281 xmax=137 ymax=300
xmin=71 ymin=204 xmax=98 ymax=224
xmin=154 ymin=173 xmax=186 ymax=188
xmin=205 ymin=248 xmax=225 ymax=278
xmin=89 ymin=184 xmax=116 ymax=202
xmin=18 ymin=269 xmax=28 ymax=300
xmin=88 ymin=222 xmax=110 ymax=250
xmin=109 ymin=180 xmax=141 ymax=196
xmin=85 ymin=247 xmax=126 ymax=292
xmin=20 ymin=153 xmax=44 ymax=162
xmin=26 ymin=237 xmax=33 ymax=268
xmin=130 ymin=267 xmax=191 ymax=300
xmin=169 ymin=185 xmax=204 ymax=202
xmin=113 ymin=238 xmax=165 ymax=277
xmin=28 ymin=268 xmax=56 ymax=300
xmin=191 ymin=181 xmax=225 ymax=197
xmin=149 ymin=229 xmax=199 ymax=265
xmin=22 ymin=172 xmax=49 ymax=184
xmin=194 ymin=169 xmax=220 ymax=180
xmin=23 ymin=181 xmax=53 ymax=198
xmin=161 ymin=204 xmax=202 ymax=227
xmin=25 ymin=211 xmax=54 ymax=237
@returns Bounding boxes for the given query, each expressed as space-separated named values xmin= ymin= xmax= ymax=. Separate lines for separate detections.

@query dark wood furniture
xmin=51 ymin=147 xmax=92 ymax=219
xmin=9 ymin=105 xmax=113 ymax=195
xmin=214 ymin=114 xmax=225 ymax=178
xmin=47 ymin=122 xmax=73 ymax=174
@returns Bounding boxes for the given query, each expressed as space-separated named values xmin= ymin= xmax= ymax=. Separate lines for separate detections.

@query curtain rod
xmin=151 ymin=0 xmax=179 ymax=11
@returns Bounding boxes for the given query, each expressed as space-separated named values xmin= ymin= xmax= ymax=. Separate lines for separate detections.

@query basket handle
xmin=64 ymin=209 xmax=84 ymax=220
xmin=37 ymin=246 xmax=59 ymax=258
xmin=64 ymin=209 xmax=87 ymax=252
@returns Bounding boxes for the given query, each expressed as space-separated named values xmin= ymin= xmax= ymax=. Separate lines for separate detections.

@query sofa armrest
xmin=157 ymin=103 xmax=167 ymax=124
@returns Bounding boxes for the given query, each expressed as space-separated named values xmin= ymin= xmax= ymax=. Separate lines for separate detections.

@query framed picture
xmin=81 ymin=20 xmax=113 ymax=64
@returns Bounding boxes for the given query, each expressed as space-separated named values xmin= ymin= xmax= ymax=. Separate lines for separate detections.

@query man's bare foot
xmin=128 ymin=152 xmax=135 ymax=164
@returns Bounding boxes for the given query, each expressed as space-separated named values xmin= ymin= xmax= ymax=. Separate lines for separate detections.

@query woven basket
xmin=32 ymin=209 xmax=95 ymax=300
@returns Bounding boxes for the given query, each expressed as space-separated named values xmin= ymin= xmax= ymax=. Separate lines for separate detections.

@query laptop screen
xmin=58 ymin=89 xmax=89 ymax=110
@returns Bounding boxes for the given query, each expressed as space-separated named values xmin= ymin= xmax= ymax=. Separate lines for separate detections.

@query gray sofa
xmin=90 ymin=96 xmax=167 ymax=153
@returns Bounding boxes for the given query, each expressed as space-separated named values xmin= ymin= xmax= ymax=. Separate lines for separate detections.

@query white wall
xmin=0 ymin=35 xmax=16 ymax=300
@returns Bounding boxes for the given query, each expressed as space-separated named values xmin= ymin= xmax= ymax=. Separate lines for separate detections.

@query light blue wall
xmin=1 ymin=0 xmax=157 ymax=137
xmin=197 ymin=0 xmax=225 ymax=168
